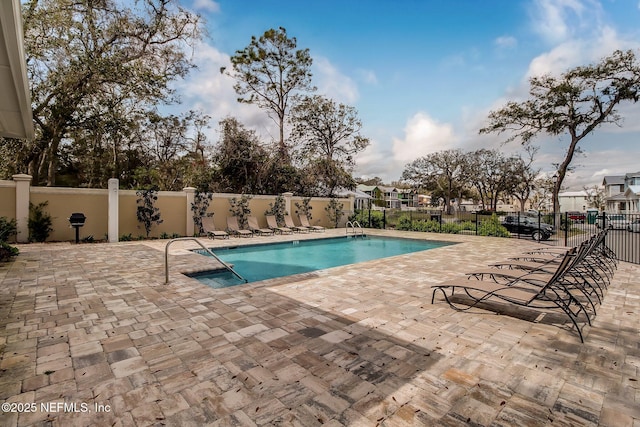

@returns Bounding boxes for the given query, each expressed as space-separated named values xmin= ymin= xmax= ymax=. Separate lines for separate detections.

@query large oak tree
xmin=290 ymin=95 xmax=369 ymax=196
xmin=401 ymin=149 xmax=467 ymax=214
xmin=20 ymin=0 xmax=202 ymax=186
xmin=480 ymin=50 xmax=640 ymax=212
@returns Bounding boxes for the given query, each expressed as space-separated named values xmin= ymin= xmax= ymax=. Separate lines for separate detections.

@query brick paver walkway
xmin=0 ymin=230 xmax=638 ymax=426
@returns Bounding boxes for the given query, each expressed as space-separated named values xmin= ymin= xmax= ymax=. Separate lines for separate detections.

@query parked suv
xmin=501 ymin=215 xmax=554 ymax=241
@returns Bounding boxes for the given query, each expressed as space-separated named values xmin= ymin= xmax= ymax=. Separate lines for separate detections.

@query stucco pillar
xmin=348 ymin=193 xmax=356 ymax=215
xmin=282 ymin=192 xmax=294 ymax=216
xmin=184 ymin=187 xmax=196 ymax=237
xmin=12 ymin=174 xmax=31 ymax=243
xmin=108 ymin=178 xmax=119 ymax=243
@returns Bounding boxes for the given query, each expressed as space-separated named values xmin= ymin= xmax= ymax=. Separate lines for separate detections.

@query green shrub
xmin=458 ymin=221 xmax=475 ymax=231
xmin=0 ymin=217 xmax=17 ymax=242
xmin=0 ymin=241 xmax=19 ymax=262
xmin=349 ymin=210 xmax=384 ymax=228
xmin=294 ymin=197 xmax=313 ymax=220
xmin=441 ymin=222 xmax=462 ymax=234
xmin=264 ymin=194 xmax=285 ymax=226
xmin=120 ymin=233 xmax=133 ymax=241
xmin=191 ymin=191 xmax=213 ymax=236
xmin=396 ymin=215 xmax=413 ymax=231
xmin=478 ymin=215 xmax=511 ymax=237
xmin=136 ymin=187 xmax=163 ymax=238
xmin=28 ymin=202 xmax=53 ymax=242
xmin=230 ymin=194 xmax=253 ymax=228
xmin=324 ymin=198 xmax=344 ymax=228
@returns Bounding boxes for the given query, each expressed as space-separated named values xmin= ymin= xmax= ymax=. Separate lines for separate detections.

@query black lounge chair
xmin=432 ymin=250 xmax=594 ymax=342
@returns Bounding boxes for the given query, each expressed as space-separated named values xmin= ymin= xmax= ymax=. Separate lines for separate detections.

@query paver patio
xmin=0 ymin=229 xmax=638 ymax=426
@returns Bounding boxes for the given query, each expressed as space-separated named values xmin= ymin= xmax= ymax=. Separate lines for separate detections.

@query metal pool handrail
xmin=346 ymin=220 xmax=364 ymax=236
xmin=164 ymin=237 xmax=247 ymax=285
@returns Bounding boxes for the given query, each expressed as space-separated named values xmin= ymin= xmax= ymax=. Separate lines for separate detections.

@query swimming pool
xmin=191 ymin=236 xmax=453 ymax=288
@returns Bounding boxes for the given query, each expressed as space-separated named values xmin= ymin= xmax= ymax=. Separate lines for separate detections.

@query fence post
xmin=108 ymin=178 xmax=119 ymax=243
xmin=383 ymin=209 xmax=386 ymax=229
xmin=475 ymin=212 xmax=478 ymax=235
xmin=12 ymin=174 xmax=31 ymax=243
xmin=564 ymin=211 xmax=568 ymax=247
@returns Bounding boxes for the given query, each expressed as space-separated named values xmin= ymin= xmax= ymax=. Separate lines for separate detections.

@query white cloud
xmin=175 ymin=42 xmax=275 ymax=141
xmin=313 ymin=56 xmax=359 ymax=104
xmin=392 ymin=113 xmax=456 ymax=163
xmin=356 ymin=68 xmax=378 ymax=85
xmin=526 ymin=40 xmax=585 ymax=78
xmin=192 ymin=0 xmax=220 ymax=13
xmin=529 ymin=0 xmax=590 ymax=44
xmin=353 ymin=113 xmax=458 ymax=182
xmin=495 ymin=35 xmax=518 ymax=49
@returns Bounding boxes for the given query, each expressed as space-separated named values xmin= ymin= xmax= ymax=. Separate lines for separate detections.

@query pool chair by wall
xmin=299 ymin=214 xmax=325 ymax=232
xmin=266 ymin=215 xmax=293 ymax=234
xmin=201 ymin=216 xmax=229 ymax=239
xmin=284 ymin=214 xmax=309 ymax=233
xmin=226 ymin=217 xmax=253 ymax=238
xmin=247 ymin=216 xmax=274 ymax=236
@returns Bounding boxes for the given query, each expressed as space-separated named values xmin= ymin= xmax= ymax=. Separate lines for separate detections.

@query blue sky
xmin=177 ymin=0 xmax=640 ymax=189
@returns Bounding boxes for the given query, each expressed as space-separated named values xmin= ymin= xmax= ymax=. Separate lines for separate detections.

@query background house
xmin=356 ymin=184 xmax=401 ymax=209
xmin=335 ymin=187 xmax=373 ymax=210
xmin=558 ymin=190 xmax=593 ymax=212
xmin=397 ymin=188 xmax=418 ymax=208
xmin=603 ymin=173 xmax=640 ymax=213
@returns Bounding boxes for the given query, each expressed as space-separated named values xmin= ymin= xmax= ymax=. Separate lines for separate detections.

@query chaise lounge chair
xmin=226 ymin=216 xmax=253 ymax=238
xmin=247 ymin=216 xmax=274 ymax=236
xmin=266 ymin=215 xmax=293 ymax=234
xmin=299 ymin=214 xmax=325 ymax=232
xmin=201 ymin=216 xmax=229 ymax=239
xmin=431 ymin=250 xmax=594 ymax=342
xmin=284 ymin=214 xmax=309 ymax=233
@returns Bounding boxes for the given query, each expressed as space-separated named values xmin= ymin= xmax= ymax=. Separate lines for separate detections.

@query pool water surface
xmin=191 ymin=236 xmax=453 ymax=288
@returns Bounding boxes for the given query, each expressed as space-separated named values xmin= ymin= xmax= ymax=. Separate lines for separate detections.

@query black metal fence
xmin=350 ymin=209 xmax=640 ymax=264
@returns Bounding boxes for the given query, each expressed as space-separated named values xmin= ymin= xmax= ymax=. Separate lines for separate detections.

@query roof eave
xmin=0 ymin=0 xmax=34 ymax=140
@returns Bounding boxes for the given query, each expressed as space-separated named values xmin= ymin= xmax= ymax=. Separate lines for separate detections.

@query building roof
xmin=606 ymin=193 xmax=627 ymax=201
xmin=624 ymin=185 xmax=640 ymax=198
xmin=559 ymin=191 xmax=588 ymax=198
xmin=376 ymin=186 xmax=398 ymax=193
xmin=602 ymin=175 xmax=624 ymax=186
xmin=334 ymin=188 xmax=373 ymax=199
xmin=0 ymin=0 xmax=34 ymax=139
xmin=356 ymin=184 xmax=377 ymax=193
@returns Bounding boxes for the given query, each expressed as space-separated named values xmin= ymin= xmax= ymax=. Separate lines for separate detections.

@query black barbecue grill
xmin=68 ymin=213 xmax=86 ymax=243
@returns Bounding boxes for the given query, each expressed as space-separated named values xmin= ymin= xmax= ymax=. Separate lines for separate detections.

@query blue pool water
xmin=191 ymin=236 xmax=453 ymax=288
